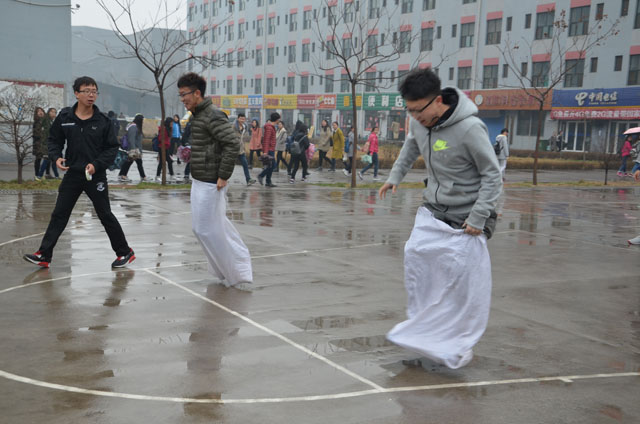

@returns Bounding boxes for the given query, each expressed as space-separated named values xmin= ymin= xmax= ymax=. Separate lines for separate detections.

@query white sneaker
xmin=154 ymin=176 xmax=161 ymax=182
xmin=357 ymin=172 xmax=363 ymax=180
xmin=628 ymin=235 xmax=640 ymax=245
xmin=342 ymin=169 xmax=349 ymax=176
xmin=373 ymin=176 xmax=381 ymax=181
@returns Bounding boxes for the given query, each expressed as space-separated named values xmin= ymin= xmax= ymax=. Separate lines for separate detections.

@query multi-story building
xmin=188 ymin=0 xmax=640 ymax=152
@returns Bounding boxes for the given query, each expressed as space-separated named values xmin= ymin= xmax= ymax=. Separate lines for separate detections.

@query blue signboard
xmin=552 ymin=87 xmax=640 ymax=108
xmin=248 ymin=95 xmax=262 ymax=109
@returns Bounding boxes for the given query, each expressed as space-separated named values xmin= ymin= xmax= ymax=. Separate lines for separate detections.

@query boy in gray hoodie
xmin=379 ymin=68 xmax=502 ymax=369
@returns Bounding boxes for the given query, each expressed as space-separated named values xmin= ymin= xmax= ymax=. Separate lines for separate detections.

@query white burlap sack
xmin=387 ymin=207 xmax=492 ymax=369
xmin=190 ymin=179 xmax=253 ymax=285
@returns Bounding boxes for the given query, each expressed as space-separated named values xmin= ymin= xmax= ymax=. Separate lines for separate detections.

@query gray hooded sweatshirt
xmin=386 ymin=88 xmax=502 ymax=230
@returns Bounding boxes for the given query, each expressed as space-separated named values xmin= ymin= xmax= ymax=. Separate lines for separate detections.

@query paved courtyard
xmin=0 ymin=164 xmax=639 ymax=423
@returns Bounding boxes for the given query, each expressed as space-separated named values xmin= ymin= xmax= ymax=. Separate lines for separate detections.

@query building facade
xmin=188 ymin=0 xmax=640 ymax=152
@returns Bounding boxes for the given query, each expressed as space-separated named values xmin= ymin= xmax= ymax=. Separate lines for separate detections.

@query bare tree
xmin=96 ymin=0 xmax=232 ymax=184
xmin=498 ymin=8 xmax=619 ymax=185
xmin=0 ymin=85 xmax=44 ymax=183
xmin=309 ymin=0 xmax=433 ymax=188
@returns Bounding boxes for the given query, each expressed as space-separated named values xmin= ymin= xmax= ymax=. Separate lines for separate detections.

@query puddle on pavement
xmin=329 ymin=335 xmax=394 ymax=352
xmin=291 ymin=315 xmax=361 ymax=330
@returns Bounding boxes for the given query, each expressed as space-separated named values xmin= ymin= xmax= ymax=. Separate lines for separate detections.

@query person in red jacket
xmin=358 ymin=125 xmax=380 ymax=181
xmin=618 ymin=134 xmax=633 ymax=177
xmin=257 ymin=112 xmax=280 ymax=187
xmin=155 ymin=117 xmax=175 ymax=182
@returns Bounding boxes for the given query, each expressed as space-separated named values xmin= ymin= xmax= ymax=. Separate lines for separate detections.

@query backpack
xmin=493 ymin=138 xmax=502 ymax=155
xmin=151 ymin=136 xmax=160 ymax=152
xmin=120 ymin=133 xmax=129 ymax=150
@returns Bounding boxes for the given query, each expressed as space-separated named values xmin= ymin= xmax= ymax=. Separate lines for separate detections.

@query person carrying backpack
xmin=289 ymin=120 xmax=310 ymax=183
xmin=495 ymin=128 xmax=509 ymax=181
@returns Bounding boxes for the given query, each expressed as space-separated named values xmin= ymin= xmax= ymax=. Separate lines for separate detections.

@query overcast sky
xmin=72 ymin=0 xmax=187 ymax=31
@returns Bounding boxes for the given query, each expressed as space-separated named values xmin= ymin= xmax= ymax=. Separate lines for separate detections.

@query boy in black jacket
xmin=23 ymin=76 xmax=135 ymax=268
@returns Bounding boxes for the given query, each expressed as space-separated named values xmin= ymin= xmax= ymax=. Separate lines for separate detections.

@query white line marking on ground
xmin=0 ymin=369 xmax=637 ymax=404
xmin=0 ymin=232 xmax=45 ymax=248
xmin=143 ymin=268 xmax=384 ymax=391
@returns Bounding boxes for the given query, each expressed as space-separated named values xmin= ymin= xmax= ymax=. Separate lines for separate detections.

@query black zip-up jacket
xmin=47 ymin=103 xmax=119 ymax=175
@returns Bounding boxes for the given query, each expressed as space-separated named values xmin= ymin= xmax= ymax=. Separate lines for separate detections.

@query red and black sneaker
xmin=23 ymin=251 xmax=51 ymax=268
xmin=111 ymin=248 xmax=136 ymax=268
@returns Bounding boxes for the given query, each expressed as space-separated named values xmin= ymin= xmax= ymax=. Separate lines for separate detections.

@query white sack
xmin=191 ymin=179 xmax=253 ymax=285
xmin=387 ymin=207 xmax=492 ymax=369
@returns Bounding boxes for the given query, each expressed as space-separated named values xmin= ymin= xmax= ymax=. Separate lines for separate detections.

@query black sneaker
xmin=111 ymin=248 xmax=136 ymax=268
xmin=257 ymin=175 xmax=264 ymax=185
xmin=23 ymin=251 xmax=51 ymax=268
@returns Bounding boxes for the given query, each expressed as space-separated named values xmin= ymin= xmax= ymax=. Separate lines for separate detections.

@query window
xmin=341 ymin=78 xmax=350 ymax=92
xmin=437 ymin=26 xmax=442 ymax=38
xmin=300 ymin=75 xmax=309 ymax=93
xmin=569 ymin=6 xmax=590 ymax=36
xmin=226 ymin=79 xmax=233 ymax=95
xmin=451 ymin=24 xmax=457 ymax=37
xmin=423 ymin=0 xmax=435 ymax=10
xmin=343 ymin=38 xmax=352 ymax=57
xmin=188 ymin=5 xmax=193 ymax=21
xmin=256 ymin=19 xmax=263 ymax=36
xmin=521 ymin=62 xmax=528 ymax=77
xmin=238 ymin=0 xmax=245 ymax=11
xmin=629 ymin=54 xmax=640 ymax=85
xmin=457 ymin=66 xmax=471 ymax=89
xmin=535 ymin=10 xmax=554 ymax=39
xmin=254 ymin=78 xmax=261 ymax=95
xmin=596 ymin=3 xmax=604 ymax=20
xmin=564 ymin=59 xmax=585 ymax=87
xmin=525 ymin=13 xmax=532 ymax=28
xmin=210 ymin=81 xmax=216 ymax=95
xmin=367 ymin=34 xmax=378 ymax=56
xmin=289 ymin=13 xmax=297 ymax=31
xmin=328 ymin=5 xmax=336 ymax=25
xmin=325 ymin=76 xmax=334 ymax=93
xmin=615 ymin=55 xmax=623 ymax=71
xmin=590 ymin=57 xmax=598 ymax=72
xmin=516 ymin=111 xmax=539 ymax=136
xmin=288 ymin=45 xmax=296 ymax=63
xmin=237 ymin=78 xmax=243 ymax=94
xmin=402 ymin=0 xmax=413 ymax=13
xmin=506 ymin=16 xmax=512 ymax=31
xmin=211 ymin=28 xmax=217 ymax=43
xmin=486 ymin=18 xmax=501 ymax=45
xmin=238 ymin=23 xmax=245 ymax=39
xmin=365 ymin=71 xmax=376 ymax=92
xmin=299 ymin=44 xmax=309 ymax=62
xmin=449 ymin=67 xmax=454 ymax=80
xmin=621 ymin=0 xmax=629 ymax=16
xmin=267 ymin=47 xmax=275 ymax=65
xmin=303 ymin=10 xmax=312 ymax=29
xmin=462 ymin=0 xmax=476 ymax=3
xmin=228 ymin=25 xmax=234 ymax=41
xmin=255 ymin=49 xmax=262 ymax=66
xmin=203 ymin=2 xmax=208 ymax=18
xmin=266 ymin=78 xmax=273 ymax=94
xmin=399 ymin=30 xmax=411 ymax=53
xmin=369 ymin=0 xmax=381 ymax=18
xmin=326 ymin=40 xmax=335 ymax=60
xmin=635 ymin=0 xmax=640 ymax=28
xmin=502 ymin=64 xmax=509 ymax=78
xmin=421 ymin=27 xmax=433 ymax=51
xmin=287 ymin=76 xmax=295 ymax=94
xmin=482 ymin=65 xmax=498 ymax=88
xmin=459 ymin=22 xmax=474 ymax=48
xmin=268 ymin=17 xmax=275 ymax=35
xmin=345 ymin=2 xmax=354 ymax=22
xmin=237 ymin=50 xmax=244 ymax=67
xmin=532 ymin=61 xmax=550 ymax=86
xmin=227 ymin=53 xmax=233 ymax=68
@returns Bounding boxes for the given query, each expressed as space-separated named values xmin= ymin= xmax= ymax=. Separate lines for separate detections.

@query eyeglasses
xmin=405 ymin=96 xmax=438 ymax=115
xmin=178 ymin=90 xmax=195 ymax=98
xmin=78 ymin=90 xmax=99 ymax=96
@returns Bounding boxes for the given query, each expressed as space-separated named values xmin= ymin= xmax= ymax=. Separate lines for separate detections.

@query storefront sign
xmin=337 ymin=93 xmax=362 ymax=110
xmin=220 ymin=95 xmax=248 ymax=109
xmin=248 ymin=95 xmax=262 ymax=109
xmin=210 ymin=95 xmax=221 ymax=107
xmin=363 ymin=93 xmax=405 ymax=110
xmin=467 ymin=88 xmax=552 ymax=110
xmin=264 ymin=95 xmax=298 ymax=109
xmin=551 ymin=87 xmax=640 ymax=120
xmin=316 ymin=94 xmax=336 ymax=109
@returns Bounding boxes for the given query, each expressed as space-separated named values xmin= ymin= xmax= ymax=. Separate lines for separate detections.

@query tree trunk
xmin=17 ymin=158 xmax=23 ymax=184
xmin=350 ymin=81 xmax=358 ymax=188
xmin=533 ymin=105 xmax=544 ymax=185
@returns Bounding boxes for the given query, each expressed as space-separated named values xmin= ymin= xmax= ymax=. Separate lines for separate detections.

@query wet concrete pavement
xmin=0 ymin=161 xmax=639 ymax=423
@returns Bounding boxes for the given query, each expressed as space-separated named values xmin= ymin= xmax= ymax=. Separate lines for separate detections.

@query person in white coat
xmin=495 ymin=128 xmax=509 ymax=181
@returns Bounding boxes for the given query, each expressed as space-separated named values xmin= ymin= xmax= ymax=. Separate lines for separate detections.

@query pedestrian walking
xmin=330 ymin=121 xmax=344 ymax=172
xmin=274 ymin=120 xmax=289 ymax=174
xmin=495 ymin=128 xmax=510 ymax=181
xmin=343 ymin=126 xmax=354 ymax=176
xmin=233 ymin=113 xmax=256 ymax=186
xmin=171 ymin=114 xmax=182 ymax=163
xmin=315 ymin=119 xmax=333 ymax=171
xmin=118 ymin=114 xmax=147 ymax=182
xmin=155 ymin=117 xmax=175 ymax=182
xmin=358 ymin=126 xmax=380 ymax=181
xmin=618 ymin=135 xmax=633 ymax=177
xmin=33 ymin=107 xmax=60 ymax=180
xmin=23 ymin=76 xmax=136 ymax=268
xmin=177 ymin=72 xmax=252 ymax=287
xmin=288 ymin=120 xmax=311 ymax=183
xmin=379 ymin=67 xmax=502 ymax=369
xmin=257 ymin=112 xmax=280 ymax=187
xmin=248 ymin=119 xmax=262 ymax=169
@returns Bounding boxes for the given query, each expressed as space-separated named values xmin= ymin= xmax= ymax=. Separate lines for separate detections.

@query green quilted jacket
xmin=189 ymin=98 xmax=239 ymax=182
